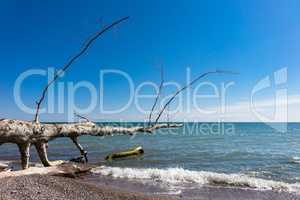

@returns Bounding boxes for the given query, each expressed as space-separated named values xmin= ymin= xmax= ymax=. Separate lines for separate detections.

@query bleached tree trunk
xmin=0 ymin=119 xmax=181 ymax=169
xmin=0 ymin=14 xmax=234 ymax=170
xmin=0 ymin=16 xmax=183 ymax=170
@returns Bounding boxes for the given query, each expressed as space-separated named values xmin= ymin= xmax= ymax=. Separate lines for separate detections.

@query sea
xmin=1 ymin=122 xmax=300 ymax=199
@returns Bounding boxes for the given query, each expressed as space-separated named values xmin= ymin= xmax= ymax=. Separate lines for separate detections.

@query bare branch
xmin=33 ymin=16 xmax=130 ymax=123
xmin=153 ymin=70 xmax=237 ymax=124
xmin=74 ymin=112 xmax=91 ymax=123
xmin=71 ymin=137 xmax=88 ymax=163
xmin=148 ymin=66 xmax=164 ymax=126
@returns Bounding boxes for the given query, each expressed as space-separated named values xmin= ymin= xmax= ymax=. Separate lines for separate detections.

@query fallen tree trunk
xmin=0 ymin=162 xmax=92 ymax=179
xmin=0 ymin=15 xmax=233 ymax=171
xmin=0 ymin=119 xmax=182 ymax=169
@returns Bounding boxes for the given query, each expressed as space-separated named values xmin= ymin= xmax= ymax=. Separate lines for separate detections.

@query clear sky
xmin=0 ymin=0 xmax=299 ymax=122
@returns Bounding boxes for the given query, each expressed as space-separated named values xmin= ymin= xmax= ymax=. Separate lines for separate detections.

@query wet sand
xmin=83 ymin=174 xmax=300 ymax=200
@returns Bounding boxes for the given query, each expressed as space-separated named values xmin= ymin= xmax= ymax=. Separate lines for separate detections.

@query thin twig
xmin=33 ymin=16 xmax=129 ymax=123
xmin=153 ymin=70 xmax=237 ymax=124
xmin=148 ymin=66 xmax=164 ymax=126
xmin=74 ymin=112 xmax=91 ymax=123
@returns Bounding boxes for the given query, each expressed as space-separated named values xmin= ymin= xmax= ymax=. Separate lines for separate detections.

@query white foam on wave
xmin=291 ymin=157 xmax=300 ymax=164
xmin=92 ymin=166 xmax=300 ymax=193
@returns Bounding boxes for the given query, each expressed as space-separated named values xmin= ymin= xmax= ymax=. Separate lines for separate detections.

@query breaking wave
xmin=92 ymin=166 xmax=300 ymax=193
xmin=289 ymin=157 xmax=300 ymax=164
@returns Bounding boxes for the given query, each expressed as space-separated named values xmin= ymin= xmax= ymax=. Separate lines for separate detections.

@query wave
xmin=289 ymin=157 xmax=300 ymax=164
xmin=92 ymin=166 xmax=300 ymax=193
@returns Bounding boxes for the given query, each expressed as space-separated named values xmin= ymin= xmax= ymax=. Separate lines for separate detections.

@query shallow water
xmin=1 ymin=122 xmax=300 ymax=196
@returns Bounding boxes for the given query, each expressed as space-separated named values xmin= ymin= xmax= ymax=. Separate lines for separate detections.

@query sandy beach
xmin=1 ymin=173 xmax=300 ymax=200
xmin=1 ymin=160 xmax=300 ymax=200
xmin=0 ymin=175 xmax=174 ymax=200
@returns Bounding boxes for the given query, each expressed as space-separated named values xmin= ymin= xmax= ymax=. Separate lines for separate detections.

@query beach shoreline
xmin=82 ymin=172 xmax=300 ymax=200
xmin=1 ymin=159 xmax=300 ymax=200
xmin=1 ymin=173 xmax=300 ymax=200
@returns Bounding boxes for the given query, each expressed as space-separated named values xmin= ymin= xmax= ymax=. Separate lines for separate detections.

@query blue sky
xmin=0 ymin=0 xmax=299 ymax=122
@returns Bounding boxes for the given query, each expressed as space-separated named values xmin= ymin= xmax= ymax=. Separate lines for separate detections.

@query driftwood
xmin=0 ymin=70 xmax=229 ymax=171
xmin=0 ymin=162 xmax=92 ymax=179
xmin=0 ymin=17 xmax=184 ymax=170
xmin=34 ymin=16 xmax=129 ymax=123
xmin=0 ymin=16 xmax=233 ymax=171
xmin=0 ymin=119 xmax=180 ymax=169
